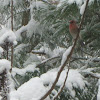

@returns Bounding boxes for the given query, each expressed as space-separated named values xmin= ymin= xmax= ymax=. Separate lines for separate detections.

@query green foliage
xmin=0 ymin=0 xmax=100 ymax=99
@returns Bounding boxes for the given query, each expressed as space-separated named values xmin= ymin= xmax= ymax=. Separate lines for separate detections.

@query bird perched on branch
xmin=69 ymin=20 xmax=79 ymax=40
xmin=69 ymin=20 xmax=85 ymax=46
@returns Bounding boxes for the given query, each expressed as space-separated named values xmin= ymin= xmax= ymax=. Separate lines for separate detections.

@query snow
xmin=97 ymin=80 xmax=100 ymax=100
xmin=14 ymin=43 xmax=29 ymax=54
xmin=15 ymin=19 xmax=41 ymax=41
xmin=23 ymin=54 xmax=41 ymax=66
xmin=0 ymin=59 xmax=11 ymax=73
xmin=80 ymin=0 xmax=86 ymax=15
xmin=27 ymin=19 xmax=39 ymax=38
xmin=36 ymin=45 xmax=65 ymax=58
xmin=0 ymin=46 xmax=4 ymax=54
xmin=40 ymin=69 xmax=88 ymax=97
xmin=10 ymin=77 xmax=50 ymax=100
xmin=30 ymin=1 xmax=47 ymax=10
xmin=61 ymin=46 xmax=72 ymax=65
xmin=68 ymin=0 xmax=83 ymax=5
xmin=15 ymin=25 xmax=28 ymax=41
xmin=0 ymin=25 xmax=17 ymax=45
xmin=12 ymin=63 xmax=38 ymax=76
xmin=10 ymin=68 xmax=88 ymax=100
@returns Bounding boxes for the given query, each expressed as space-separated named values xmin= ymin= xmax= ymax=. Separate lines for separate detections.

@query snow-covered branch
xmin=40 ymin=0 xmax=90 ymax=99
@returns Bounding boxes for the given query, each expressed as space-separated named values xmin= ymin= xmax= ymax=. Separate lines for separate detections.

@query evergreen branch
xmin=40 ymin=0 xmax=90 ymax=100
xmin=36 ymin=56 xmax=100 ymax=69
xmin=84 ymin=72 xmax=100 ymax=79
xmin=36 ymin=55 xmax=61 ymax=68
xmin=71 ymin=57 xmax=100 ymax=62
xmin=31 ymin=51 xmax=46 ymax=55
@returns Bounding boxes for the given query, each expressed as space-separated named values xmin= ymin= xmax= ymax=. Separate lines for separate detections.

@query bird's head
xmin=69 ymin=20 xmax=76 ymax=24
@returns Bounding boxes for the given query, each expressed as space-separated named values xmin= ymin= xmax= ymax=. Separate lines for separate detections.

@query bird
xmin=69 ymin=20 xmax=79 ymax=40
xmin=69 ymin=20 xmax=85 ymax=46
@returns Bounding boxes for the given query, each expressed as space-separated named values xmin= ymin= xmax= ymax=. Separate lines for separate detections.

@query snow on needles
xmin=10 ymin=77 xmax=50 ymax=100
xmin=0 ymin=59 xmax=11 ymax=73
xmin=41 ymin=69 xmax=88 ymax=97
xmin=12 ymin=63 xmax=38 ymax=76
xmin=97 ymin=80 xmax=100 ymax=100
xmin=0 ymin=46 xmax=4 ymax=54
xmin=80 ymin=0 xmax=86 ymax=15
xmin=61 ymin=46 xmax=72 ymax=65
xmin=0 ymin=25 xmax=17 ymax=45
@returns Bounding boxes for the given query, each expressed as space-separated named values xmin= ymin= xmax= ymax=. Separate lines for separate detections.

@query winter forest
xmin=0 ymin=0 xmax=100 ymax=100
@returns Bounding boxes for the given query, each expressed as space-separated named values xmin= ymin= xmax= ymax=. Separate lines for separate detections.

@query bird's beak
xmin=69 ymin=21 xmax=71 ymax=23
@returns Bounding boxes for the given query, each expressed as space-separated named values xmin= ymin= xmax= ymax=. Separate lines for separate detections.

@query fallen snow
xmin=10 ymin=77 xmax=50 ymax=100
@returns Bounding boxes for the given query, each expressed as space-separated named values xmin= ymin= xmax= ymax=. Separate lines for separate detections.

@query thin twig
xmin=6 ymin=42 xmax=9 ymax=60
xmin=31 ymin=51 xmax=46 ymax=55
xmin=53 ymin=63 xmax=70 ymax=100
xmin=10 ymin=0 xmax=14 ymax=72
xmin=36 ymin=55 xmax=61 ymax=68
xmin=84 ymin=72 xmax=100 ymax=79
xmin=40 ymin=0 xmax=89 ymax=99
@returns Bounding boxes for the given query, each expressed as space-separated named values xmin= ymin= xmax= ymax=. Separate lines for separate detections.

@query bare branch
xmin=10 ymin=0 xmax=14 ymax=72
xmin=53 ymin=63 xmax=70 ymax=100
xmin=31 ymin=51 xmax=46 ymax=55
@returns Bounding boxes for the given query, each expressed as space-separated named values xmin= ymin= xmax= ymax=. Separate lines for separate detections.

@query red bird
xmin=69 ymin=20 xmax=85 ymax=46
xmin=69 ymin=20 xmax=79 ymax=40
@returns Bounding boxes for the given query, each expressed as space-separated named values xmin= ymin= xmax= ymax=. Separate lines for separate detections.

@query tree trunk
xmin=22 ymin=0 xmax=30 ymax=26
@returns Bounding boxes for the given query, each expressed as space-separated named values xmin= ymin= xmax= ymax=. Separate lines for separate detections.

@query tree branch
xmin=40 ymin=0 xmax=90 ymax=100
xmin=31 ymin=51 xmax=46 ymax=55
xmin=84 ymin=72 xmax=100 ymax=79
xmin=36 ymin=55 xmax=61 ymax=68
xmin=53 ymin=63 xmax=70 ymax=100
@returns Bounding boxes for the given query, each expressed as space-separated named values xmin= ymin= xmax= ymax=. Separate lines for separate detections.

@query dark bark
xmin=0 ymin=70 xmax=9 ymax=100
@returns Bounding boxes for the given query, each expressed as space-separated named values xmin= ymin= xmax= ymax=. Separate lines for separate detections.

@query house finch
xmin=69 ymin=20 xmax=79 ymax=40
xmin=69 ymin=20 xmax=84 ymax=46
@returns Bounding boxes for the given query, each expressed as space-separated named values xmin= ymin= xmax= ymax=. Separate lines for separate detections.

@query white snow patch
xmin=0 ymin=59 xmax=11 ymax=73
xmin=30 ymin=1 xmax=47 ymax=9
xmin=61 ymin=46 xmax=72 ymax=65
xmin=80 ymin=0 xmax=86 ymax=15
xmin=68 ymin=0 xmax=83 ymax=5
xmin=27 ymin=19 xmax=39 ymax=38
xmin=0 ymin=46 xmax=4 ymax=54
xmin=15 ymin=25 xmax=28 ymax=41
xmin=12 ymin=63 xmax=37 ymax=76
xmin=0 ymin=25 xmax=17 ymax=45
xmin=97 ymin=80 xmax=100 ymax=100
xmin=40 ymin=69 xmax=88 ymax=97
xmin=10 ymin=77 xmax=50 ymax=100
